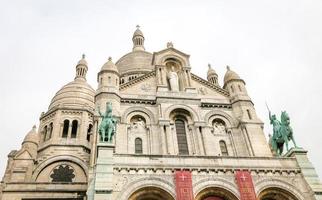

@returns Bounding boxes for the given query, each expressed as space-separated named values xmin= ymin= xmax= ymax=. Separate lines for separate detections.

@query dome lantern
xmin=132 ymin=25 xmax=145 ymax=52
xmin=207 ymin=63 xmax=218 ymax=85
xmin=75 ymin=54 xmax=88 ymax=81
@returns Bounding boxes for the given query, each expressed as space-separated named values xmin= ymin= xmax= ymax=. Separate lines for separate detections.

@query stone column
xmin=147 ymin=126 xmax=152 ymax=154
xmin=160 ymin=125 xmax=168 ymax=155
xmin=171 ymin=123 xmax=179 ymax=155
xmin=165 ymin=124 xmax=174 ymax=154
xmin=186 ymin=69 xmax=192 ymax=87
xmin=195 ymin=126 xmax=206 ymax=155
xmin=90 ymin=119 xmax=99 ymax=167
xmin=227 ymin=128 xmax=237 ymax=156
xmin=156 ymin=66 xmax=163 ymax=85
xmin=162 ymin=67 xmax=167 ymax=86
xmin=188 ymin=124 xmax=196 ymax=155
xmin=67 ymin=123 xmax=72 ymax=138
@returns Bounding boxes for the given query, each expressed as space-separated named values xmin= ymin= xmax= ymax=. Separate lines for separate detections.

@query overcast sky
xmin=0 ymin=0 xmax=322 ymax=180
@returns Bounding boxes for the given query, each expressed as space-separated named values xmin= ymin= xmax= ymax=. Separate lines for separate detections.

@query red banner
xmin=235 ymin=170 xmax=257 ymax=200
xmin=175 ymin=171 xmax=194 ymax=200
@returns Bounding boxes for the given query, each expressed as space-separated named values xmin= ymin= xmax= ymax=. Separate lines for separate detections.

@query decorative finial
xmin=208 ymin=63 xmax=211 ymax=69
xmin=227 ymin=65 xmax=230 ymax=71
xmin=82 ymin=54 xmax=85 ymax=59
xmin=108 ymin=57 xmax=112 ymax=61
xmin=136 ymin=25 xmax=140 ymax=29
xmin=167 ymin=42 xmax=173 ymax=48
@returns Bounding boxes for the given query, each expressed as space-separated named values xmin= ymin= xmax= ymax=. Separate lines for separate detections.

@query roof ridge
xmin=191 ymin=73 xmax=229 ymax=96
xmin=120 ymin=71 xmax=156 ymax=90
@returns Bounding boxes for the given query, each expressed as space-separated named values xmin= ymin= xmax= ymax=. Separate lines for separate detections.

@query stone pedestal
xmin=285 ymin=147 xmax=322 ymax=200
xmin=88 ymin=143 xmax=115 ymax=200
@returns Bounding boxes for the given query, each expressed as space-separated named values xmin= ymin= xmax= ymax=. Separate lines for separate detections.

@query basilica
xmin=1 ymin=26 xmax=322 ymax=200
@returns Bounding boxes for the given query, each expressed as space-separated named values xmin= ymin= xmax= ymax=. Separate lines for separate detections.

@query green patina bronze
xmin=267 ymin=106 xmax=298 ymax=155
xmin=97 ymin=102 xmax=117 ymax=143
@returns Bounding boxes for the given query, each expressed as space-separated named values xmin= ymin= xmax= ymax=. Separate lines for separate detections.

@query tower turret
xmin=207 ymin=64 xmax=218 ymax=85
xmin=22 ymin=125 xmax=39 ymax=159
xmin=96 ymin=57 xmax=120 ymax=116
xmin=223 ymin=66 xmax=271 ymax=157
xmin=223 ymin=66 xmax=247 ymax=96
xmin=132 ymin=25 xmax=145 ymax=51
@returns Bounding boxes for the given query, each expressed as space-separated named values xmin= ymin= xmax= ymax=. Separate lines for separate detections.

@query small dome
xmin=77 ymin=57 xmax=87 ymax=66
xmin=133 ymin=28 xmax=144 ymax=38
xmin=23 ymin=125 xmax=38 ymax=144
xmin=116 ymin=51 xmax=153 ymax=75
xmin=49 ymin=79 xmax=95 ymax=110
xmin=101 ymin=57 xmax=118 ymax=73
xmin=224 ymin=66 xmax=241 ymax=84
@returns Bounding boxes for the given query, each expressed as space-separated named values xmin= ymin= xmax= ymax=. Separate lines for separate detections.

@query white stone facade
xmin=1 ymin=27 xmax=322 ymax=200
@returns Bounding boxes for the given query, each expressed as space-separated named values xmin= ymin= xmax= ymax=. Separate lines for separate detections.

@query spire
xmin=75 ymin=54 xmax=88 ymax=81
xmin=132 ymin=25 xmax=145 ymax=51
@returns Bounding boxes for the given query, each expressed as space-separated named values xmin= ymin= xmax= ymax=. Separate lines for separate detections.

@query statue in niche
xmin=213 ymin=120 xmax=226 ymax=135
xmin=167 ymin=66 xmax=179 ymax=92
xmin=132 ymin=117 xmax=145 ymax=130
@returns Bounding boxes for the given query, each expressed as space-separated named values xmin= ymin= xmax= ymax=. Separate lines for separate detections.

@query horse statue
xmin=97 ymin=102 xmax=117 ymax=143
xmin=268 ymin=108 xmax=298 ymax=155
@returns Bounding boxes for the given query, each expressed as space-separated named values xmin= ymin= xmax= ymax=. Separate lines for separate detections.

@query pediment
xmin=120 ymin=71 xmax=157 ymax=96
xmin=191 ymin=73 xmax=229 ymax=99
xmin=152 ymin=47 xmax=190 ymax=67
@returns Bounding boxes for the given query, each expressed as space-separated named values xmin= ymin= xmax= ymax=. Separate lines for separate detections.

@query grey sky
xmin=1 ymin=0 xmax=322 ymax=179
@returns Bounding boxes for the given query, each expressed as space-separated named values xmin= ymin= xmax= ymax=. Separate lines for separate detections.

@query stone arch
xmin=193 ymin=177 xmax=240 ymax=200
xmin=118 ymin=176 xmax=175 ymax=200
xmin=32 ymin=155 xmax=88 ymax=182
xmin=128 ymin=186 xmax=175 ymax=200
xmin=161 ymin=54 xmax=188 ymax=68
xmin=204 ymin=109 xmax=237 ymax=128
xmin=255 ymin=178 xmax=305 ymax=200
xmin=121 ymin=106 xmax=156 ymax=125
xmin=164 ymin=104 xmax=200 ymax=122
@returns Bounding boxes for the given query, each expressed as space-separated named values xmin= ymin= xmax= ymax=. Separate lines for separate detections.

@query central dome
xmin=116 ymin=50 xmax=153 ymax=75
xmin=116 ymin=26 xmax=153 ymax=76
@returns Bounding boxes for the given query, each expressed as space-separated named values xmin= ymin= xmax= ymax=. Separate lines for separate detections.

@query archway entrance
xmin=128 ymin=186 xmax=174 ymax=200
xmin=204 ymin=197 xmax=224 ymax=200
xmin=259 ymin=187 xmax=299 ymax=200
xmin=195 ymin=187 xmax=239 ymax=200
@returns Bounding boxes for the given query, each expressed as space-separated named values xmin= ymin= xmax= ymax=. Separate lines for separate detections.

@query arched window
xmin=47 ymin=122 xmax=53 ymax=140
xmin=238 ymin=84 xmax=242 ymax=92
xmin=87 ymin=124 xmax=93 ymax=142
xmin=71 ymin=120 xmax=78 ymax=138
xmin=247 ymin=109 xmax=252 ymax=120
xmin=231 ymin=85 xmax=234 ymax=93
xmin=62 ymin=120 xmax=69 ymax=138
xmin=175 ymin=119 xmax=189 ymax=155
xmin=135 ymin=138 xmax=143 ymax=154
xmin=43 ymin=125 xmax=48 ymax=142
xmin=219 ymin=140 xmax=228 ymax=156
